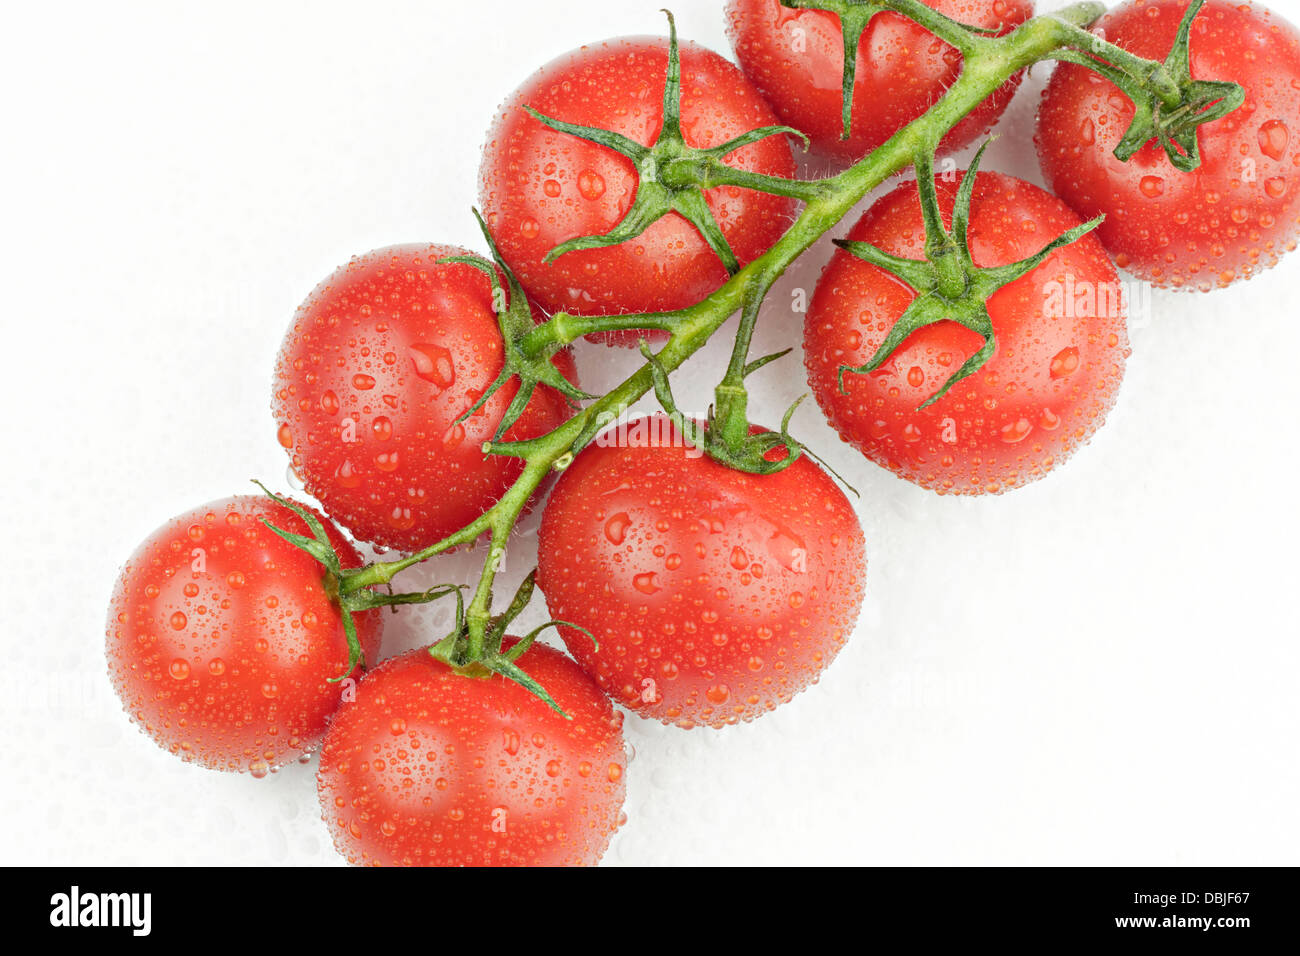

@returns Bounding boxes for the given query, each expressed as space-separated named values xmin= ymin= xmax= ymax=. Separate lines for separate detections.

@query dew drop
xmin=409 ymin=343 xmax=455 ymax=389
xmin=604 ymin=512 xmax=630 ymax=545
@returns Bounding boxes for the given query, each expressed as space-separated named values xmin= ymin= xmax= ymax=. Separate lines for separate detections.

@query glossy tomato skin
xmin=536 ymin=416 xmax=866 ymax=729
xmin=317 ymin=642 xmax=627 ymax=867
xmin=726 ymin=0 xmax=1034 ymax=167
xmin=1036 ymin=0 xmax=1300 ymax=290
xmin=805 ymin=172 xmax=1128 ymax=494
xmin=479 ymin=36 xmax=797 ymax=343
xmin=273 ymin=244 xmax=576 ymax=552
xmin=106 ymin=496 xmax=383 ymax=774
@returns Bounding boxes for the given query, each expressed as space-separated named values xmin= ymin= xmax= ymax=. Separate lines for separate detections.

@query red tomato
xmin=726 ymin=0 xmax=1034 ymax=166
xmin=1036 ymin=0 xmax=1300 ymax=289
xmin=106 ymin=495 xmax=383 ymax=774
xmin=804 ymin=171 xmax=1128 ymax=494
xmin=272 ymin=244 xmax=576 ymax=552
xmin=316 ymin=642 xmax=627 ymax=866
xmin=536 ymin=415 xmax=866 ymax=729
xmin=478 ymin=35 xmax=797 ymax=343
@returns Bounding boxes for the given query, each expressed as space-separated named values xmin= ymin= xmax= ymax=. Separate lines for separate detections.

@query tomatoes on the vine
xmin=478 ymin=35 xmax=797 ymax=341
xmin=106 ymin=495 xmax=383 ymax=774
xmin=804 ymin=171 xmax=1128 ymax=494
xmin=272 ymin=244 xmax=576 ymax=552
xmin=1036 ymin=0 xmax=1300 ymax=289
xmin=317 ymin=642 xmax=627 ymax=866
xmin=536 ymin=415 xmax=866 ymax=729
xmin=726 ymin=0 xmax=1034 ymax=166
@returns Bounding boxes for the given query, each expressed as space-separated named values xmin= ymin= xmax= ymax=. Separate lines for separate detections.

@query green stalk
xmin=345 ymin=2 xmax=1161 ymax=656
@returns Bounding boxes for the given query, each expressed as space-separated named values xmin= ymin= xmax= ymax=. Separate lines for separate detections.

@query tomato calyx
xmin=1053 ymin=0 xmax=1244 ymax=173
xmin=523 ymin=10 xmax=816 ymax=275
xmin=441 ymin=210 xmax=591 ymax=442
xmin=252 ymin=482 xmax=466 ymax=681
xmin=426 ymin=569 xmax=595 ymax=717
xmin=835 ymin=142 xmax=1103 ymax=409
xmin=779 ymin=0 xmax=999 ymax=142
xmin=631 ymin=338 xmax=807 ymax=476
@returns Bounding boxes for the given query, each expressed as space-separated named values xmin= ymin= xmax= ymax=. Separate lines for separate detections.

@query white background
xmin=2 ymin=0 xmax=1297 ymax=866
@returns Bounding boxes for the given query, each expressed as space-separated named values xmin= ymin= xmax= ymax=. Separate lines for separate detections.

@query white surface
xmin=2 ymin=0 xmax=1298 ymax=866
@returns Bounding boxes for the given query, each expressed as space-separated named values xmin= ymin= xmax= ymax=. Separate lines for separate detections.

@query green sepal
xmin=526 ymin=10 xmax=812 ymax=274
xmin=836 ymin=141 xmax=1103 ymax=408
xmin=441 ymin=209 xmax=591 ymax=442
xmin=1059 ymin=0 xmax=1244 ymax=173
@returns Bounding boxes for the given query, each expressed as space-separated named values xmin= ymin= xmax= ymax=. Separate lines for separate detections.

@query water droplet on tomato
xmin=906 ymin=366 xmax=925 ymax=387
xmin=519 ymin=218 xmax=540 ymax=239
xmin=169 ymin=611 xmax=188 ymax=631
xmin=334 ymin=459 xmax=361 ymax=488
xmin=1264 ymin=176 xmax=1288 ymax=198
xmin=1258 ymin=119 xmax=1289 ymax=161
xmin=543 ymin=179 xmax=561 ymax=197
xmin=1139 ymin=175 xmax=1164 ymax=198
xmin=1079 ymin=118 xmax=1095 ymax=145
xmin=352 ymin=373 xmax=375 ymax=391
xmin=409 ymin=343 xmax=455 ymax=389
xmin=168 ymin=659 xmax=190 ymax=680
xmin=729 ymin=546 xmax=749 ymax=570
xmin=276 ymin=423 xmax=293 ymax=448
xmin=374 ymin=451 xmax=400 ymax=472
xmin=372 ymin=416 xmax=393 ymax=441
xmin=705 ymin=684 xmax=730 ymax=704
xmin=632 ymin=572 xmax=660 ymax=594
xmin=320 ymin=390 xmax=340 ymax=415
xmin=604 ymin=512 xmax=630 ymax=545
xmin=578 ymin=170 xmax=606 ymax=199
xmin=1049 ymin=347 xmax=1080 ymax=378
xmin=999 ymin=418 xmax=1033 ymax=443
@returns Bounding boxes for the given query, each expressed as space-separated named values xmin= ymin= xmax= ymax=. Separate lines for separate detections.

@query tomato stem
xmin=340 ymin=0 xmax=1246 ymax=707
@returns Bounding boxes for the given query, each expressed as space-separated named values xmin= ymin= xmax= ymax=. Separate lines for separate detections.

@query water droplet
xmin=1079 ymin=118 xmax=1095 ymax=145
xmin=1264 ymin=176 xmax=1288 ymax=198
xmin=334 ymin=459 xmax=361 ymax=488
xmin=543 ymin=179 xmax=561 ymax=197
xmin=409 ymin=343 xmax=455 ymax=389
xmin=276 ymin=423 xmax=293 ymax=448
xmin=1258 ymin=119 xmax=1289 ymax=161
xmin=352 ymin=373 xmax=376 ymax=391
xmin=169 ymin=611 xmax=188 ymax=631
xmin=906 ymin=366 xmax=925 ymax=387
xmin=604 ymin=512 xmax=630 ymax=545
xmin=578 ymin=170 xmax=606 ymax=199
xmin=519 ymin=218 xmax=540 ymax=239
xmin=1049 ymin=347 xmax=1080 ymax=378
xmin=632 ymin=572 xmax=660 ymax=595
xmin=320 ymin=390 xmax=340 ymax=415
xmin=168 ymin=659 xmax=190 ymax=680
xmin=372 ymin=416 xmax=393 ymax=441
xmin=1139 ymin=175 xmax=1164 ymax=198
xmin=729 ymin=546 xmax=749 ymax=570
xmin=999 ymin=418 xmax=1033 ymax=443
xmin=705 ymin=684 xmax=730 ymax=704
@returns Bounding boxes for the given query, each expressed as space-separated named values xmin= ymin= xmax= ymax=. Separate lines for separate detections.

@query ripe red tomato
xmin=106 ymin=495 xmax=383 ymax=774
xmin=726 ymin=0 xmax=1034 ymax=166
xmin=317 ymin=642 xmax=627 ymax=866
xmin=1036 ymin=0 xmax=1300 ymax=289
xmin=273 ymin=244 xmax=576 ymax=552
xmin=804 ymin=171 xmax=1128 ymax=494
xmin=536 ymin=415 xmax=866 ymax=729
xmin=478 ymin=36 xmax=797 ymax=342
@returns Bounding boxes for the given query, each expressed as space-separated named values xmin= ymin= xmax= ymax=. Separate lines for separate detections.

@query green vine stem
xmin=326 ymin=0 xmax=1243 ymax=703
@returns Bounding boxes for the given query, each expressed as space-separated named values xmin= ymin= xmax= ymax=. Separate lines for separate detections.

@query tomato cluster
xmin=106 ymin=0 xmax=1300 ymax=865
